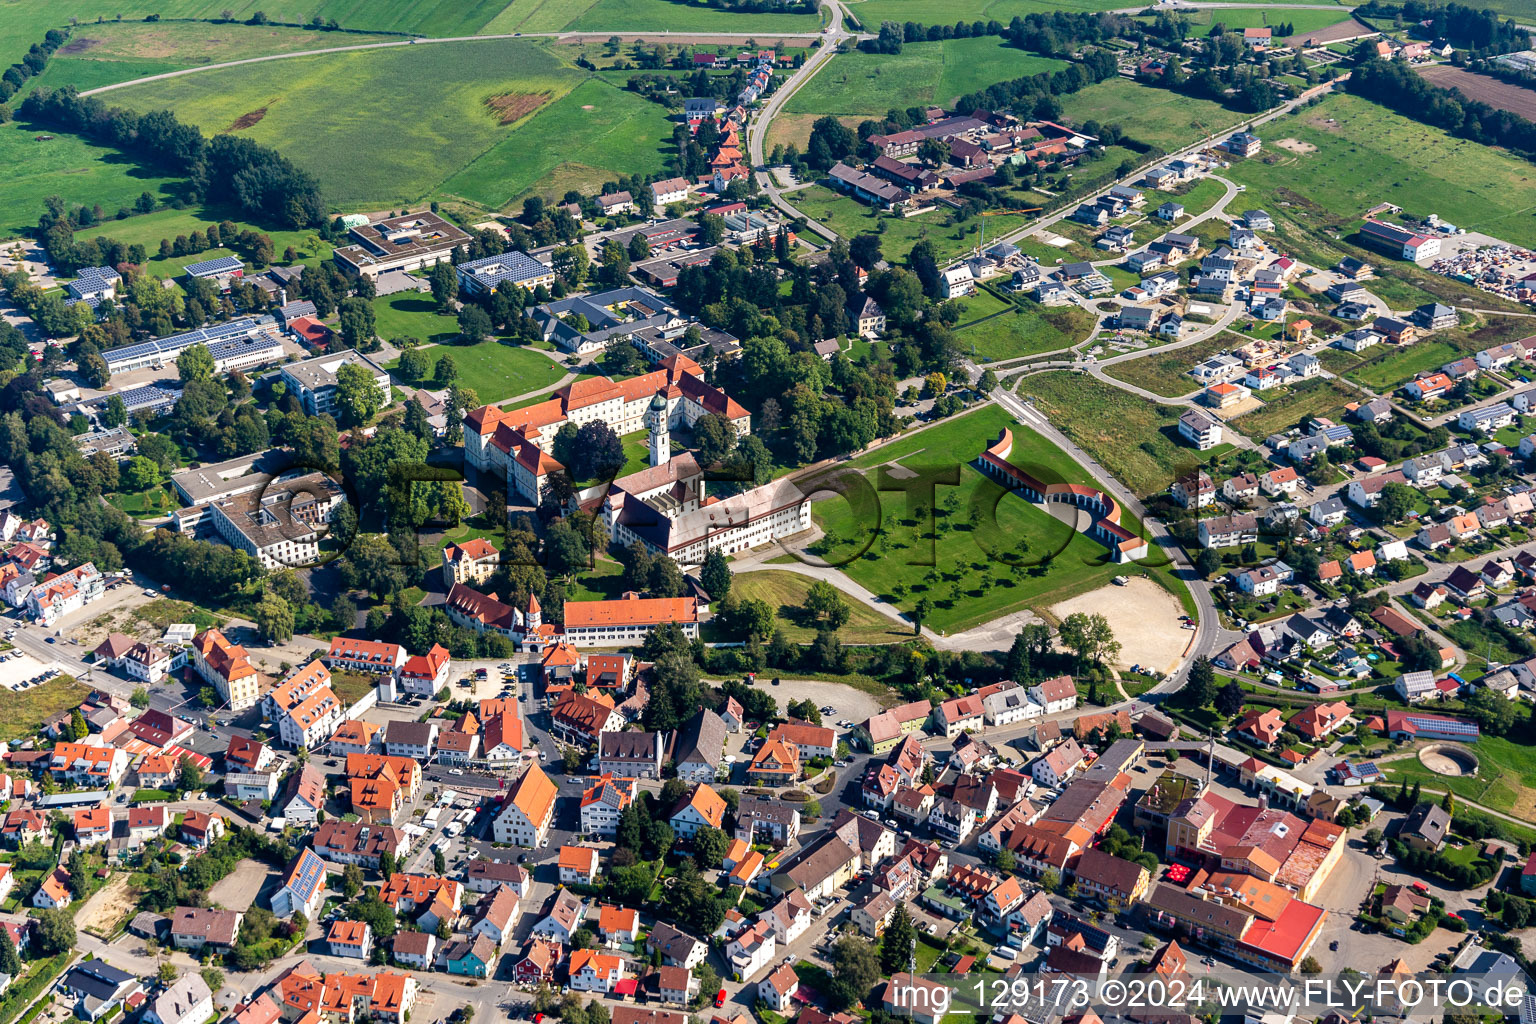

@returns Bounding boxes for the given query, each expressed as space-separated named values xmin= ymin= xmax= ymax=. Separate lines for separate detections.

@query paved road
xmin=748 ymin=0 xmax=852 ymax=242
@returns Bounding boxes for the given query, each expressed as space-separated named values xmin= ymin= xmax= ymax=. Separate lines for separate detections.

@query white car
xmin=449 ymin=767 xmax=465 ymax=776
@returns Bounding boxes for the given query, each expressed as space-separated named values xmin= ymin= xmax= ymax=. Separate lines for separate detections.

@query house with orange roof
xmin=582 ymin=774 xmax=638 ymax=836
xmin=441 ymin=538 xmax=501 ymax=587
xmin=398 ymin=644 xmax=452 ymax=696
xmin=670 ymin=783 xmax=727 ymax=839
xmin=266 ymin=660 xmax=344 ymax=749
xmin=570 ymin=949 xmax=628 ymax=993
xmin=1289 ymin=701 xmax=1352 ymax=741
xmin=33 ymin=867 xmax=71 ymax=909
xmin=561 ymin=593 xmax=701 ymax=647
xmin=540 ymin=642 xmax=582 ymax=685
xmin=192 ymin=628 xmax=263 ymax=710
xmin=597 ymin=904 xmax=640 ymax=946
xmin=73 ymin=803 xmax=112 ymax=846
xmin=327 ymin=920 xmax=373 ymax=960
xmin=729 ymin=850 xmax=765 ymax=888
xmin=558 ymin=846 xmax=600 ymax=885
xmin=478 ymin=712 xmax=524 ymax=767
xmin=325 ymin=638 xmax=406 ymax=677
xmin=329 ymin=720 xmax=381 ymax=757
xmin=1234 ymin=708 xmax=1285 ymax=749
xmin=493 ymin=763 xmax=558 ymax=847
xmin=550 ymin=692 xmax=625 ymax=745
xmin=180 ymin=809 xmax=225 ymax=848
xmin=463 ymin=356 xmax=750 ymax=505
xmin=381 ymin=873 xmax=463 ymax=932
xmin=747 ymin=738 xmax=800 ymax=786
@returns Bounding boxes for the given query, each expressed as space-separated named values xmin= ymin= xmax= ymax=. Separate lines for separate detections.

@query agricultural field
xmin=385 ymin=339 xmax=568 ymax=405
xmin=842 ymin=0 xmax=1336 ymax=32
xmin=101 ymin=37 xmax=672 ymax=210
xmin=1103 ymin=331 xmax=1243 ymax=399
xmin=1231 ymin=377 xmax=1359 ymax=439
xmin=567 ymin=0 xmax=823 ymax=32
xmin=1015 ymin=370 xmax=1225 ymax=497
xmin=1226 ymin=92 xmax=1536 ymax=249
xmin=435 ymin=76 xmax=676 ymax=208
xmin=790 ymin=184 xmax=1032 ymax=263
xmin=29 ymin=22 xmax=400 ymax=94
xmin=1138 ymin=7 xmax=1351 ymax=36
xmin=1418 ymin=66 xmax=1536 ymax=121
xmin=784 ymin=38 xmax=1065 ymax=119
xmin=1057 ymin=78 xmax=1242 ymax=152
xmin=0 ymin=0 xmax=518 ymax=70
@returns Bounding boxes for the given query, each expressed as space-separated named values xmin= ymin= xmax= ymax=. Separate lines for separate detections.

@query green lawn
xmin=791 ymin=184 xmax=1032 ymax=264
xmin=1231 ymin=377 xmax=1360 ymax=440
xmin=785 ymin=37 xmax=1065 ymax=118
xmin=0 ymin=676 xmax=90 ymax=743
xmin=101 ymin=37 xmax=671 ymax=211
xmin=386 ymin=339 xmax=567 ymax=404
xmin=1015 ymin=370 xmax=1228 ymax=498
xmin=1382 ymin=733 xmax=1536 ymax=817
xmin=1145 ymin=175 xmax=1228 ymax=222
xmin=1058 ymin=78 xmax=1243 ymax=152
xmin=373 ymin=293 xmax=463 ymax=345
xmin=1225 ymin=91 xmax=1536 ymax=250
xmin=716 ymin=570 xmax=913 ymax=644
xmin=66 ymin=205 xmax=336 ymax=279
xmin=0 ymin=115 xmax=181 ymax=236
xmin=1343 ymin=341 xmax=1461 ymax=392
xmin=810 ymin=463 xmax=1129 ymax=634
xmin=1104 ymin=331 xmax=1244 ymax=399
xmin=956 ymin=300 xmax=1094 ymax=362
xmin=802 ymin=403 xmax=1167 ymax=632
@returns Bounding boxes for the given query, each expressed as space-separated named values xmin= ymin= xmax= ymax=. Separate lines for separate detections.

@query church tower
xmin=646 ymin=392 xmax=670 ymax=466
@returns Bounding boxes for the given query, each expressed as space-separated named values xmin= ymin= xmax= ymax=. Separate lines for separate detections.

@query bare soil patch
xmin=1419 ymin=66 xmax=1536 ymax=121
xmin=59 ymin=38 xmax=101 ymax=55
xmin=485 ymin=91 xmax=552 ymax=126
xmin=1049 ymin=576 xmax=1188 ymax=674
xmin=1275 ymin=137 xmax=1317 ymax=155
xmin=78 ymin=874 xmax=141 ymax=938
xmin=1292 ymin=17 xmax=1373 ymax=44
xmin=208 ymin=858 xmax=278 ymax=913
xmin=226 ymin=107 xmax=269 ymax=131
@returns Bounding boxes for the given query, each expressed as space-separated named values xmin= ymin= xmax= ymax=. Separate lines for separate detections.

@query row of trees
xmin=1349 ymin=50 xmax=1536 ymax=161
xmin=21 ymin=87 xmax=326 ymax=227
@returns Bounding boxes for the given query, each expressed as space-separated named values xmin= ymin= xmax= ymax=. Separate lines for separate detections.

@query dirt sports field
xmin=1418 ymin=66 xmax=1536 ymax=120
xmin=1049 ymin=576 xmax=1189 ymax=674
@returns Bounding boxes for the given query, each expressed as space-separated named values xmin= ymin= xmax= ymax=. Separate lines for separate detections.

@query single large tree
xmin=333 ymin=361 xmax=384 ymax=426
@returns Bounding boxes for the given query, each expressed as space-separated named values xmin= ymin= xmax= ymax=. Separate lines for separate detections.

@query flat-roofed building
xmin=333 ymin=212 xmax=473 ymax=278
xmin=279 ymin=350 xmax=393 ymax=418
